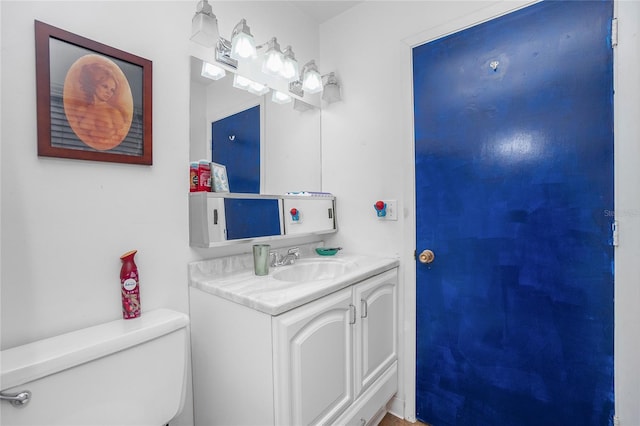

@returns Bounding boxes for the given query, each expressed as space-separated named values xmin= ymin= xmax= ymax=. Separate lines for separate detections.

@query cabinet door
xmin=282 ymin=198 xmax=335 ymax=235
xmin=353 ymin=269 xmax=398 ymax=397
xmin=273 ymin=286 xmax=354 ymax=426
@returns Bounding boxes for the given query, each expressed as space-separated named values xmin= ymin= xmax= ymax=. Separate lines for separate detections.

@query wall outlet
xmin=379 ymin=200 xmax=398 ymax=221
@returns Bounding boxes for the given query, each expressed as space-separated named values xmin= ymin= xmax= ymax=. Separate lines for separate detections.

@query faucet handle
xmin=288 ymin=247 xmax=300 ymax=256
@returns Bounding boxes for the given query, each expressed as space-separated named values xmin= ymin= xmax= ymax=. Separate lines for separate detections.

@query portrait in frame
xmin=35 ymin=21 xmax=152 ymax=165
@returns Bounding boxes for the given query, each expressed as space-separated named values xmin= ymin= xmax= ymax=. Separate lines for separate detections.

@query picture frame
xmin=211 ymin=162 xmax=230 ymax=193
xmin=35 ymin=21 xmax=153 ymax=165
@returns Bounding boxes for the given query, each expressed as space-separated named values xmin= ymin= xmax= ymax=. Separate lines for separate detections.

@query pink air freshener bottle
xmin=120 ymin=250 xmax=141 ymax=319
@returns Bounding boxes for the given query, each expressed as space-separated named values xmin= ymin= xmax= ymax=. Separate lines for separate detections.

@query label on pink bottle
xmin=121 ymin=273 xmax=141 ymax=319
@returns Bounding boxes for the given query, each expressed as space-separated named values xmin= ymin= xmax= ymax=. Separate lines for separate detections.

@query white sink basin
xmin=271 ymin=259 xmax=357 ymax=282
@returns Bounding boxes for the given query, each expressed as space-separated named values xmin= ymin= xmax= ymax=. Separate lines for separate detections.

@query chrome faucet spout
xmin=270 ymin=247 xmax=300 ymax=267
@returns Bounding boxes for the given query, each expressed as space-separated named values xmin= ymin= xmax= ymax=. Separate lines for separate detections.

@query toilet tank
xmin=1 ymin=309 xmax=189 ymax=426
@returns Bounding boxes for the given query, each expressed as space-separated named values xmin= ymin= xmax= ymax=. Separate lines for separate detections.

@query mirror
xmin=189 ymin=56 xmax=322 ymax=195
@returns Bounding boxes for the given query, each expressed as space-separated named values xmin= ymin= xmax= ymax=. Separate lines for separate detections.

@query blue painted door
xmin=413 ymin=2 xmax=614 ymax=425
xmin=212 ymin=105 xmax=260 ymax=193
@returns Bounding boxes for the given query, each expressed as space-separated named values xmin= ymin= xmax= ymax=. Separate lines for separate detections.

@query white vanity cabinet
xmin=189 ymin=267 xmax=398 ymax=426
xmin=272 ymin=268 xmax=398 ymax=425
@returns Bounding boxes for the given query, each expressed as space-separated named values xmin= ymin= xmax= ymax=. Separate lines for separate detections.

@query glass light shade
xmin=322 ymin=83 xmax=341 ymax=103
xmin=272 ymin=91 xmax=292 ymax=104
xmin=248 ymin=81 xmax=270 ymax=96
xmin=230 ymin=20 xmax=256 ymax=60
xmin=322 ymin=72 xmax=341 ymax=103
xmin=190 ymin=11 xmax=219 ymax=47
xmin=302 ymin=69 xmax=323 ymax=94
xmin=262 ymin=49 xmax=284 ymax=75
xmin=281 ymin=46 xmax=299 ymax=81
xmin=233 ymin=74 xmax=253 ymax=90
xmin=201 ymin=62 xmax=226 ymax=80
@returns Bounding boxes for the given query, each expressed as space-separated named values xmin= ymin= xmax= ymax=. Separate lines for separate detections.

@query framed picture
xmin=211 ymin=162 xmax=230 ymax=193
xmin=35 ymin=21 xmax=152 ymax=165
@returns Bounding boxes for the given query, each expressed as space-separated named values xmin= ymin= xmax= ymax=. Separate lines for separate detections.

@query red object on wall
xmin=375 ymin=201 xmax=385 ymax=211
xmin=120 ymin=250 xmax=141 ymax=319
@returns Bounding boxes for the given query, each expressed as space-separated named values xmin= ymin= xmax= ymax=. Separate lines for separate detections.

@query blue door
xmin=212 ymin=105 xmax=260 ymax=193
xmin=413 ymin=2 xmax=614 ymax=425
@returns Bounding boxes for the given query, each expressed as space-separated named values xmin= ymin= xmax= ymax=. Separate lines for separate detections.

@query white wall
xmin=1 ymin=0 xmax=193 ymax=347
xmin=320 ymin=1 xmax=640 ymax=424
xmin=1 ymin=1 xmax=195 ymax=423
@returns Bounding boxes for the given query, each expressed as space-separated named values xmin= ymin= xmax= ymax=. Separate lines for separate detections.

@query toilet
xmin=0 ymin=308 xmax=189 ymax=425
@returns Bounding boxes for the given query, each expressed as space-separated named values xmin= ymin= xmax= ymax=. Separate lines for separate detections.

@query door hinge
xmin=612 ymin=220 xmax=619 ymax=247
xmin=611 ymin=18 xmax=618 ymax=48
xmin=414 ymin=249 xmax=417 ymax=260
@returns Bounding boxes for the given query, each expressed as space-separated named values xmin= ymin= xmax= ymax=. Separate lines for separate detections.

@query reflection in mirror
xmin=190 ymin=56 xmax=322 ymax=194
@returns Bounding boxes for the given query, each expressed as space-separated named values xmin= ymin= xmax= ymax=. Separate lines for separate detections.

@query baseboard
xmin=386 ymin=395 xmax=405 ymax=420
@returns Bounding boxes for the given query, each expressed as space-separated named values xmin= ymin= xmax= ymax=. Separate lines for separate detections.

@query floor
xmin=379 ymin=412 xmax=429 ymax=426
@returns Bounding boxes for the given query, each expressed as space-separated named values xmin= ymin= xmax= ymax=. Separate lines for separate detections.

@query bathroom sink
xmin=271 ymin=259 xmax=357 ymax=282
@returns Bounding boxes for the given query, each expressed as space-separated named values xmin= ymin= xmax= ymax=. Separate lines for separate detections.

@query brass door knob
xmin=418 ymin=249 xmax=435 ymax=264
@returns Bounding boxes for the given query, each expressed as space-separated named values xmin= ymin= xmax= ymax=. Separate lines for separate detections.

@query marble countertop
xmin=189 ymin=253 xmax=399 ymax=316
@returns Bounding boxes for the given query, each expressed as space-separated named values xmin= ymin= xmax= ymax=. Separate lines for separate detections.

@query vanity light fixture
xmin=301 ymin=60 xmax=323 ymax=94
xmin=272 ymin=90 xmax=292 ymax=104
xmin=322 ymin=72 xmax=341 ymax=103
xmin=201 ymin=61 xmax=226 ymax=80
xmin=190 ymin=0 xmax=219 ymax=47
xmin=190 ymin=0 xmax=340 ymax=107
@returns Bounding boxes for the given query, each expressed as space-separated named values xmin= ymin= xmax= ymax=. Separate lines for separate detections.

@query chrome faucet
xmin=270 ymin=247 xmax=300 ymax=267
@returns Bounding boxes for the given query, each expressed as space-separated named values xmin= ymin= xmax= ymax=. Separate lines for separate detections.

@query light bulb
xmin=262 ymin=38 xmax=284 ymax=76
xmin=302 ymin=70 xmax=323 ymax=93
xmin=230 ymin=19 xmax=256 ymax=60
xmin=281 ymin=46 xmax=299 ymax=81
xmin=301 ymin=60 xmax=323 ymax=94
